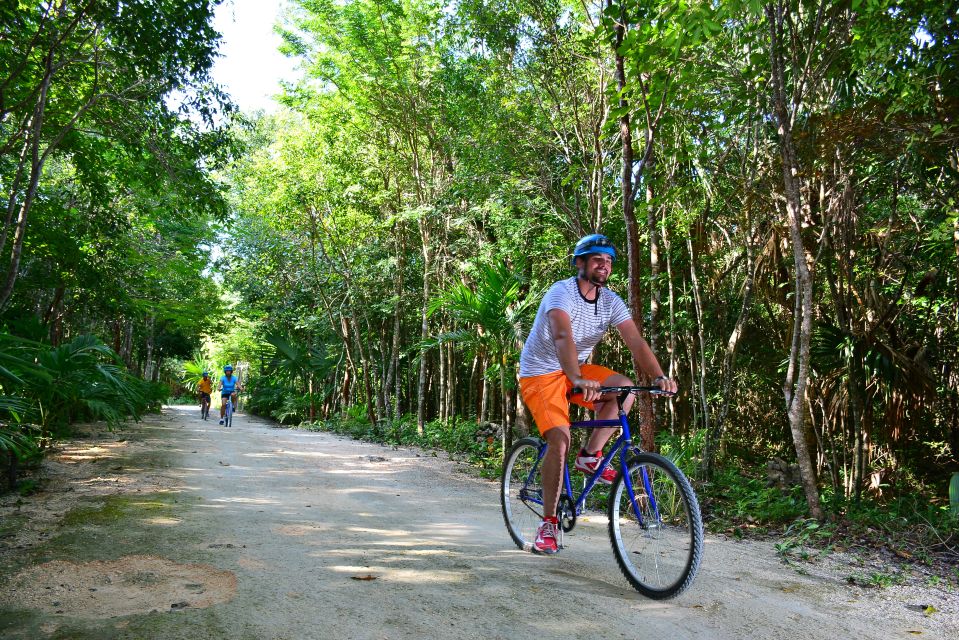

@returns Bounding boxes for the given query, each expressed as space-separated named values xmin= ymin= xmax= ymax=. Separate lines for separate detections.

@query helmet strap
xmin=576 ymin=270 xmax=603 ymax=304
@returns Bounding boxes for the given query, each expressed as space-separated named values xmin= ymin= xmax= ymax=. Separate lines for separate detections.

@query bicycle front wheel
xmin=501 ymin=437 xmax=546 ymax=551
xmin=608 ymin=452 xmax=703 ymax=599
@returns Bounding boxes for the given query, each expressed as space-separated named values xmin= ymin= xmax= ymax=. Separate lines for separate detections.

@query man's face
xmin=578 ymin=253 xmax=612 ymax=285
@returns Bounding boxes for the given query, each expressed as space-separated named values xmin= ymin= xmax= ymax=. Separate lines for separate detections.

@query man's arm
xmin=616 ymin=319 xmax=678 ymax=394
xmin=547 ymin=309 xmax=602 ymax=402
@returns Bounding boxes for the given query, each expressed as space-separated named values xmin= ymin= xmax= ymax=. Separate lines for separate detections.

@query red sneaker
xmin=575 ymin=451 xmax=618 ymax=484
xmin=532 ymin=517 xmax=560 ymax=554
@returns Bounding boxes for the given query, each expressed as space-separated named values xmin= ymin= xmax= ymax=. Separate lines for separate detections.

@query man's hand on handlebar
xmin=571 ymin=376 xmax=602 ymax=402
xmin=653 ymin=375 xmax=678 ymax=396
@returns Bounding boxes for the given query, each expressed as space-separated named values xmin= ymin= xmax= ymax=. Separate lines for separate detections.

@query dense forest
xmin=2 ymin=0 xmax=957 ymax=540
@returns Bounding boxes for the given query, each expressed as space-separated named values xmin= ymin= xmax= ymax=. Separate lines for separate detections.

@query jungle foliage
xmin=0 ymin=1 xmax=235 ymax=471
xmin=223 ymin=0 xmax=958 ymax=530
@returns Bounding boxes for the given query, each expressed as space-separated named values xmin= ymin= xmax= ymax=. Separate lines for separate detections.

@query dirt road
xmin=1 ymin=407 xmax=956 ymax=639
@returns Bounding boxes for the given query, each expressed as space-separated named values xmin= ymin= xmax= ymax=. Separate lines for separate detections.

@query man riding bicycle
xmin=198 ymin=371 xmax=212 ymax=418
xmin=518 ymin=233 xmax=677 ymax=555
xmin=218 ymin=364 xmax=239 ymax=425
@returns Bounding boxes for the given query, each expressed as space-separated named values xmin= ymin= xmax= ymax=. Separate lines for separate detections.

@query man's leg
xmin=541 ymin=426 xmax=571 ymax=519
xmin=532 ymin=425 xmax=570 ymax=554
xmin=584 ymin=373 xmax=635 ymax=454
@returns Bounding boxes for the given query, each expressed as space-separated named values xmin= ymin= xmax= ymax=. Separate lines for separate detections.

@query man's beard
xmin=579 ymin=268 xmax=607 ymax=287
xmin=588 ymin=270 xmax=607 ymax=286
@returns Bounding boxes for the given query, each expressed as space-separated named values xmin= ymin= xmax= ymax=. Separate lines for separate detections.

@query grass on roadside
xmin=295 ymin=412 xmax=505 ymax=478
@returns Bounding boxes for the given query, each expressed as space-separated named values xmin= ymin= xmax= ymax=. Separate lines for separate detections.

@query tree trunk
xmin=767 ymin=2 xmax=823 ymax=520
xmin=687 ymin=234 xmax=711 ymax=472
xmin=143 ymin=314 xmax=155 ymax=380
xmin=121 ymin=319 xmax=134 ymax=369
xmin=438 ymin=325 xmax=447 ymax=423
xmin=479 ymin=355 xmax=489 ymax=424
xmin=416 ymin=217 xmax=431 ymax=435
xmin=468 ymin=354 xmax=478 ymax=421
xmin=499 ymin=353 xmax=513 ymax=454
xmin=664 ymin=222 xmax=678 ymax=434
xmin=112 ymin=319 xmax=122 ymax=353
xmin=647 ymin=184 xmax=660 ymax=355
xmin=447 ymin=340 xmax=456 ymax=421
xmin=384 ymin=225 xmax=405 ymax=422
xmin=6 ymin=451 xmax=18 ymax=491
xmin=0 ymin=60 xmax=52 ymax=312
xmin=610 ymin=0 xmax=655 ymax=451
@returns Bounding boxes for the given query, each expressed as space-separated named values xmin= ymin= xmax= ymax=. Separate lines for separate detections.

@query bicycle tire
xmin=225 ymin=400 xmax=232 ymax=428
xmin=501 ymin=437 xmax=546 ymax=551
xmin=607 ymin=452 xmax=703 ymax=599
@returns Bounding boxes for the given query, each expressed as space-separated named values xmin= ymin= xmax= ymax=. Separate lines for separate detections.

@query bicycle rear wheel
xmin=608 ymin=452 xmax=703 ymax=599
xmin=501 ymin=437 xmax=546 ymax=551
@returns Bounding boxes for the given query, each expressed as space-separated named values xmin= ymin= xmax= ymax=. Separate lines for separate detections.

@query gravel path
xmin=1 ymin=406 xmax=956 ymax=639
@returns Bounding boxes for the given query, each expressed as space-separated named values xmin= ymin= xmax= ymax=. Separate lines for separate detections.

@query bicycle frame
xmin=525 ymin=387 xmax=662 ymax=526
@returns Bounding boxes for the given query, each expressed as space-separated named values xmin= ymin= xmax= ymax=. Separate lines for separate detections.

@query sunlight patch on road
xmin=269 ymin=449 xmax=337 ymax=459
xmin=324 ymin=468 xmax=400 ymax=475
xmin=391 ymin=549 xmax=453 ymax=557
xmin=142 ymin=516 xmax=182 ymax=526
xmin=328 ymin=565 xmax=467 ymax=584
xmin=346 ymin=526 xmax=415 ymax=537
xmin=57 ymin=443 xmax=126 ymax=463
xmin=209 ymin=497 xmax=280 ymax=505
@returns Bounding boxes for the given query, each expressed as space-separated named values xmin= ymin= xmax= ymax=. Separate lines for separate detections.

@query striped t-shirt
xmin=519 ymin=278 xmax=632 ymax=378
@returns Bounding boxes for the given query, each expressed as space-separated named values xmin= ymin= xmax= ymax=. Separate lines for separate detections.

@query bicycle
xmin=200 ymin=394 xmax=211 ymax=421
xmin=501 ymin=385 xmax=704 ymax=599
xmin=222 ymin=393 xmax=234 ymax=428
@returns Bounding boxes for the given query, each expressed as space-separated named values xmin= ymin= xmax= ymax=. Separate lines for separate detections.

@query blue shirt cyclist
xmin=218 ymin=364 xmax=239 ymax=425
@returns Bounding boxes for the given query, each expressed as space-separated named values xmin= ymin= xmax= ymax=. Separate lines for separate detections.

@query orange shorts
xmin=519 ymin=364 xmax=619 ymax=435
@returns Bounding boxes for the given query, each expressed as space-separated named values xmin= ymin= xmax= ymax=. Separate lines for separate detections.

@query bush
xmin=656 ymin=428 xmax=706 ymax=479
xmin=243 ymin=374 xmax=309 ymax=424
xmin=701 ymin=465 xmax=808 ymax=533
xmin=1 ymin=333 xmax=165 ymax=426
xmin=0 ymin=333 xmax=166 ymax=489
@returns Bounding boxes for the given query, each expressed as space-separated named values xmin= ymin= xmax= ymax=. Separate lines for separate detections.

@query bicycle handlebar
xmin=569 ymin=385 xmax=673 ymax=396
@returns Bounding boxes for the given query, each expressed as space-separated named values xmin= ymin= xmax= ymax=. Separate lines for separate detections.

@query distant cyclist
xmin=197 ymin=371 xmax=212 ymax=419
xmin=518 ymin=233 xmax=676 ymax=555
xmin=218 ymin=365 xmax=239 ymax=425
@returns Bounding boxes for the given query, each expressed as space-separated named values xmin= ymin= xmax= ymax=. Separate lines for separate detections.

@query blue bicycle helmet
xmin=223 ymin=364 xmax=233 ymax=372
xmin=571 ymin=233 xmax=617 ymax=266
xmin=202 ymin=370 xmax=209 ymax=376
